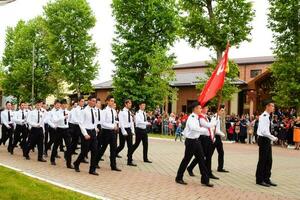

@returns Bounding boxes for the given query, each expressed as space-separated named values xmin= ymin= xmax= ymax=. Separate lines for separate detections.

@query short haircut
xmin=96 ymin=98 xmax=101 ymax=102
xmin=105 ymin=95 xmax=114 ymax=102
xmin=189 ymin=101 xmax=201 ymax=110
xmin=139 ymin=101 xmax=146 ymax=106
xmin=88 ymin=95 xmax=96 ymax=101
xmin=124 ymin=99 xmax=131 ymax=105
xmin=263 ymin=99 xmax=274 ymax=107
xmin=19 ymin=101 xmax=25 ymax=105
xmin=35 ymin=99 xmax=43 ymax=104
xmin=5 ymin=101 xmax=11 ymax=105
xmin=54 ymin=99 xmax=60 ymax=105
xmin=60 ymin=99 xmax=67 ymax=104
xmin=219 ymin=105 xmax=225 ymax=110
xmin=78 ymin=96 xmax=85 ymax=102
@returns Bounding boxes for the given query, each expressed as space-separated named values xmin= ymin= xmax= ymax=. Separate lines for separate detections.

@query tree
xmin=44 ymin=0 xmax=98 ymax=96
xmin=180 ymin=0 xmax=254 ymax=104
xmin=268 ymin=0 xmax=300 ymax=111
xmin=112 ymin=0 xmax=179 ymax=110
xmin=1 ymin=18 xmax=57 ymax=102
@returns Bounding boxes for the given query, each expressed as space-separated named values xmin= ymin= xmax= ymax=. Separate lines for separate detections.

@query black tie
xmin=269 ymin=115 xmax=272 ymax=133
xmin=22 ymin=111 xmax=25 ymax=120
xmin=64 ymin=110 xmax=67 ymax=125
xmin=8 ymin=111 xmax=11 ymax=122
xmin=91 ymin=109 xmax=95 ymax=124
xmin=143 ymin=112 xmax=146 ymax=122
xmin=81 ymin=107 xmax=84 ymax=110
xmin=37 ymin=111 xmax=40 ymax=123
xmin=98 ymin=109 xmax=100 ymax=121
xmin=111 ymin=109 xmax=114 ymax=124
xmin=128 ymin=111 xmax=131 ymax=123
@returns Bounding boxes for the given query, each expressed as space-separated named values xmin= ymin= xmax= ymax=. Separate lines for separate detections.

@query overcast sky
xmin=0 ymin=0 xmax=273 ymax=84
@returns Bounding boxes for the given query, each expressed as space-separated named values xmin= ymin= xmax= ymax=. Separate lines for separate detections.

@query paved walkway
xmin=0 ymin=138 xmax=299 ymax=200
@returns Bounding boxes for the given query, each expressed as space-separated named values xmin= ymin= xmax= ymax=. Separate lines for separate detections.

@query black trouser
xmin=97 ymin=129 xmax=117 ymax=169
xmin=23 ymin=127 xmax=44 ymax=160
xmin=116 ymin=128 xmax=133 ymax=163
xmin=213 ymin=135 xmax=224 ymax=171
xmin=50 ymin=127 xmax=71 ymax=162
xmin=44 ymin=123 xmax=49 ymax=152
xmin=188 ymin=135 xmax=213 ymax=176
xmin=46 ymin=127 xmax=56 ymax=152
xmin=74 ymin=129 xmax=98 ymax=172
xmin=12 ymin=124 xmax=28 ymax=150
xmin=69 ymin=123 xmax=81 ymax=155
xmin=1 ymin=125 xmax=14 ymax=151
xmin=96 ymin=124 xmax=102 ymax=151
xmin=131 ymin=127 xmax=149 ymax=161
xmin=176 ymin=138 xmax=209 ymax=184
xmin=256 ymin=136 xmax=273 ymax=183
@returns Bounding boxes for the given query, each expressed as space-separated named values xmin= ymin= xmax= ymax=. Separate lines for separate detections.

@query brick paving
xmin=0 ymin=137 xmax=299 ymax=200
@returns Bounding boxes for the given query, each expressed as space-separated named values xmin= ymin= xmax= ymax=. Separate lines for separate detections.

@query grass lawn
xmin=0 ymin=166 xmax=97 ymax=200
xmin=148 ymin=133 xmax=175 ymax=140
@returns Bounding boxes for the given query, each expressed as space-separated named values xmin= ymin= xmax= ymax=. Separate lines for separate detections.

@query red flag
xmin=198 ymin=43 xmax=230 ymax=106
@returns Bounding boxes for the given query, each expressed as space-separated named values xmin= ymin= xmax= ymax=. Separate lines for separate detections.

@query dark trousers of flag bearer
xmin=213 ymin=135 xmax=224 ymax=171
xmin=116 ymin=128 xmax=133 ymax=164
xmin=256 ymin=136 xmax=272 ymax=184
xmin=1 ymin=125 xmax=14 ymax=153
xmin=12 ymin=124 xmax=28 ymax=151
xmin=176 ymin=138 xmax=210 ymax=184
xmin=69 ymin=123 xmax=81 ymax=155
xmin=96 ymin=124 xmax=102 ymax=150
xmin=50 ymin=127 xmax=71 ymax=165
xmin=73 ymin=129 xmax=98 ymax=173
xmin=97 ymin=129 xmax=117 ymax=169
xmin=43 ymin=123 xmax=49 ymax=154
xmin=188 ymin=135 xmax=214 ymax=176
xmin=23 ymin=127 xmax=44 ymax=160
xmin=131 ymin=127 xmax=149 ymax=162
xmin=46 ymin=127 xmax=56 ymax=154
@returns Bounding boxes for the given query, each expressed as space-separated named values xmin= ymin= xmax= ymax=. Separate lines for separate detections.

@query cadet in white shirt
xmin=1 ymin=101 xmax=15 ymax=154
xmin=116 ymin=99 xmax=137 ymax=166
xmin=95 ymin=98 xmax=103 ymax=151
xmin=175 ymin=102 xmax=212 ymax=187
xmin=131 ymin=102 xmax=152 ymax=163
xmin=211 ymin=105 xmax=229 ymax=173
xmin=23 ymin=100 xmax=46 ymax=162
xmin=73 ymin=95 xmax=99 ymax=175
xmin=50 ymin=99 xmax=71 ymax=166
xmin=41 ymin=102 xmax=50 ymax=155
xmin=256 ymin=100 xmax=278 ymax=187
xmin=12 ymin=101 xmax=29 ymax=153
xmin=45 ymin=100 xmax=61 ymax=156
xmin=68 ymin=97 xmax=84 ymax=157
xmin=187 ymin=102 xmax=219 ymax=180
xmin=97 ymin=95 xmax=121 ymax=171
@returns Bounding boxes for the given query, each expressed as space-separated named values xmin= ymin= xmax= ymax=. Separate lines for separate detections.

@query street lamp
xmin=32 ymin=43 xmax=35 ymax=105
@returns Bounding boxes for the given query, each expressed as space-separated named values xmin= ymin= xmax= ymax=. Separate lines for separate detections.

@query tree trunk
xmin=217 ymin=50 xmax=222 ymax=61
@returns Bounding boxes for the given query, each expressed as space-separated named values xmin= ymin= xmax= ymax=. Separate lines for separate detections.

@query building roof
xmin=0 ymin=0 xmax=16 ymax=6
xmin=94 ymin=80 xmax=113 ymax=89
xmin=173 ymin=56 xmax=275 ymax=69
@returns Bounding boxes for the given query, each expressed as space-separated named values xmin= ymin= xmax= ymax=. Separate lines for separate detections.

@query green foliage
xmin=112 ymin=0 xmax=179 ymax=110
xmin=268 ymin=0 xmax=300 ymax=110
xmin=196 ymin=60 xmax=240 ymax=107
xmin=1 ymin=17 xmax=57 ymax=102
xmin=44 ymin=0 xmax=98 ymax=95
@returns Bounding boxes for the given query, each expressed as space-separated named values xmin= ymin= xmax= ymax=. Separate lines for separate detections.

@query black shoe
xmin=127 ymin=163 xmax=137 ymax=167
xmin=60 ymin=149 xmax=65 ymax=152
xmin=144 ymin=160 xmax=152 ymax=163
xmin=67 ymin=165 xmax=74 ymax=169
xmin=44 ymin=153 xmax=48 ymax=157
xmin=56 ymin=155 xmax=61 ymax=159
xmin=209 ymin=174 xmax=219 ymax=180
xmin=95 ymin=165 xmax=100 ymax=169
xmin=266 ymin=181 xmax=277 ymax=187
xmin=100 ymin=158 xmax=104 ymax=161
xmin=25 ymin=156 xmax=30 ymax=160
xmin=82 ymin=159 xmax=89 ymax=164
xmin=51 ymin=161 xmax=56 ymax=166
xmin=111 ymin=168 xmax=122 ymax=172
xmin=38 ymin=158 xmax=47 ymax=162
xmin=72 ymin=152 xmax=78 ymax=155
xmin=175 ymin=179 xmax=187 ymax=185
xmin=116 ymin=155 xmax=122 ymax=158
xmin=256 ymin=182 xmax=270 ymax=187
xmin=187 ymin=168 xmax=195 ymax=177
xmin=217 ymin=169 xmax=229 ymax=173
xmin=202 ymin=183 xmax=214 ymax=187
xmin=73 ymin=163 xmax=80 ymax=172
xmin=89 ymin=171 xmax=99 ymax=176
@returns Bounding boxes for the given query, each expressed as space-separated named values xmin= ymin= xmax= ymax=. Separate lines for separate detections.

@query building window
xmin=250 ymin=69 xmax=262 ymax=78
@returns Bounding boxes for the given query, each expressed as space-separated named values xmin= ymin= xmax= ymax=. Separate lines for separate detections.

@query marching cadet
xmin=95 ymin=98 xmax=102 ymax=151
xmin=1 ymin=101 xmax=15 ymax=154
xmin=23 ymin=100 xmax=46 ymax=162
xmin=12 ymin=101 xmax=28 ymax=153
xmin=116 ymin=99 xmax=137 ymax=166
xmin=211 ymin=105 xmax=229 ymax=173
xmin=131 ymin=102 xmax=152 ymax=163
xmin=68 ymin=96 xmax=84 ymax=157
xmin=97 ymin=95 xmax=121 ymax=171
xmin=50 ymin=99 xmax=71 ymax=166
xmin=41 ymin=102 xmax=50 ymax=156
xmin=175 ymin=102 xmax=212 ymax=187
xmin=45 ymin=100 xmax=60 ymax=156
xmin=187 ymin=102 xmax=219 ymax=180
xmin=73 ymin=95 xmax=99 ymax=175
xmin=256 ymin=100 xmax=278 ymax=187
